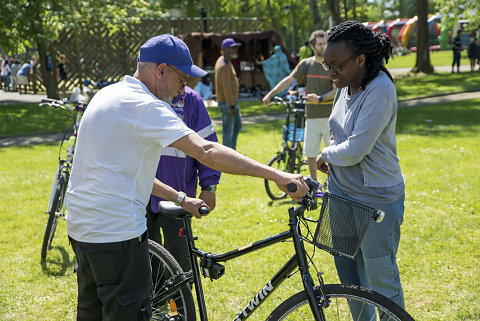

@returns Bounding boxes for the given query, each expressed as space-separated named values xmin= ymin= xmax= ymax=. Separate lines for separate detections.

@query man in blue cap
xmin=66 ymin=34 xmax=308 ymax=320
xmin=214 ymin=37 xmax=242 ymax=149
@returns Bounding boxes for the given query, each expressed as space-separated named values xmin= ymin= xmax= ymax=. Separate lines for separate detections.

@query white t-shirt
xmin=66 ymin=76 xmax=194 ymax=243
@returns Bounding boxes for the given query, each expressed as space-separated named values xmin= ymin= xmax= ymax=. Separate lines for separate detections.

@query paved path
xmin=1 ymin=68 xmax=480 ymax=147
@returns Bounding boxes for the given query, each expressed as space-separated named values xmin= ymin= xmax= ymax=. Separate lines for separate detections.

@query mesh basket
xmin=313 ymin=193 xmax=377 ymax=259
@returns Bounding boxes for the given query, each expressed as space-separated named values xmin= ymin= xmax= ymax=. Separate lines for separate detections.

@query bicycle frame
xmin=43 ymin=99 xmax=85 ymax=218
xmin=181 ymin=202 xmax=324 ymax=321
xmin=280 ymin=100 xmax=307 ymax=172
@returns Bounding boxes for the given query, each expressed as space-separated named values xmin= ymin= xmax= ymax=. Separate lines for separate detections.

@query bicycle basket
xmin=313 ymin=192 xmax=377 ymax=259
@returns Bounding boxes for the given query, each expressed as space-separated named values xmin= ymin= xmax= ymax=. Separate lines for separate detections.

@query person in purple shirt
xmin=147 ymin=86 xmax=221 ymax=272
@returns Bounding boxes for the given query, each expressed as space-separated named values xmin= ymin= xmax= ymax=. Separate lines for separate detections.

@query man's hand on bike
xmin=181 ymin=196 xmax=210 ymax=219
xmin=262 ymin=93 xmax=273 ymax=106
xmin=306 ymin=93 xmax=320 ymax=103
xmin=316 ymin=155 xmax=330 ymax=174
xmin=275 ymin=173 xmax=309 ymax=202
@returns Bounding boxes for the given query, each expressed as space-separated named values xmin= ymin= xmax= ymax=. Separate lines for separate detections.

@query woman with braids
xmin=316 ymin=21 xmax=406 ymax=315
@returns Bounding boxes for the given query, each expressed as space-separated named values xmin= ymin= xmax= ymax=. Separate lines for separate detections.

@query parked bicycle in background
xmin=264 ymin=96 xmax=310 ymax=201
xmin=39 ymin=99 xmax=86 ymax=263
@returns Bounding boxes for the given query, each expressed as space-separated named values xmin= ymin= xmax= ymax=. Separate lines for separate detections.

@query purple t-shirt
xmin=150 ymin=86 xmax=221 ymax=213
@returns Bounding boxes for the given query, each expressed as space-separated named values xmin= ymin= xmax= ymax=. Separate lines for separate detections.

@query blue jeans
xmin=452 ymin=51 xmax=461 ymax=69
xmin=327 ymin=178 xmax=405 ymax=318
xmin=218 ymin=101 xmax=242 ymax=150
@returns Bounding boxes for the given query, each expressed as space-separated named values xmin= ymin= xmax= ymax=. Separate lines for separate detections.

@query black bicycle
xmin=147 ymin=178 xmax=415 ymax=321
xmin=265 ymin=96 xmax=308 ymax=201
xmin=40 ymin=98 xmax=86 ymax=262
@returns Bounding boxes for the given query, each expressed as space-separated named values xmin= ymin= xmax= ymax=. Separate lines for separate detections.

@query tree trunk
xmin=325 ymin=0 xmax=342 ymax=26
xmin=308 ymin=0 xmax=323 ymax=30
xmin=411 ymin=0 xmax=433 ymax=73
xmin=28 ymin=7 xmax=59 ymax=99
xmin=36 ymin=40 xmax=60 ymax=99
xmin=352 ymin=0 xmax=357 ymax=20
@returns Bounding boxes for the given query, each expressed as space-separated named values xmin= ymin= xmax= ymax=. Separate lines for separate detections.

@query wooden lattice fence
xmin=32 ymin=17 xmax=273 ymax=93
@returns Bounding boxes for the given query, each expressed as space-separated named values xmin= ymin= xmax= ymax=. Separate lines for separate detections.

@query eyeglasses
xmin=168 ymin=65 xmax=189 ymax=88
xmin=321 ymin=55 xmax=357 ymax=72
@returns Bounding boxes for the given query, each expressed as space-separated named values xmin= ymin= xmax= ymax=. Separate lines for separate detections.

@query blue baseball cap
xmin=221 ymin=38 xmax=241 ymax=50
xmin=137 ymin=34 xmax=206 ymax=78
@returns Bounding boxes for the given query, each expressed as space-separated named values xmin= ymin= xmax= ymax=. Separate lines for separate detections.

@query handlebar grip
xmin=287 ymin=183 xmax=297 ymax=192
xmin=41 ymin=98 xmax=64 ymax=105
xmin=199 ymin=206 xmax=210 ymax=215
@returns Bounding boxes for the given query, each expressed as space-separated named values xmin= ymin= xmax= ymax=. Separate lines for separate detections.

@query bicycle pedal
xmin=314 ymin=191 xmax=324 ymax=198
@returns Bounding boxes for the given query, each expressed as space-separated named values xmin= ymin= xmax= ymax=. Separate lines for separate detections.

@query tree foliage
xmin=1 ymin=0 xmax=476 ymax=96
xmin=1 ymin=0 xmax=165 ymax=55
xmin=434 ymin=0 xmax=480 ymax=28
xmin=0 ymin=0 xmax=165 ymax=97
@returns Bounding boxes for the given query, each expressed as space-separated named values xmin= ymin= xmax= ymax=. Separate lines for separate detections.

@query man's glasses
xmin=321 ymin=55 xmax=357 ymax=72
xmin=168 ymin=65 xmax=189 ymax=88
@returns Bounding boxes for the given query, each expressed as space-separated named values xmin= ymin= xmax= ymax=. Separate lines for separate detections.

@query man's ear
xmin=156 ymin=63 xmax=168 ymax=79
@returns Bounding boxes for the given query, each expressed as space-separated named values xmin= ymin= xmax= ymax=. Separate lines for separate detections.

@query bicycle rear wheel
xmin=148 ymin=240 xmax=196 ymax=321
xmin=267 ymin=284 xmax=414 ymax=321
xmin=265 ymin=154 xmax=288 ymax=200
xmin=41 ymin=171 xmax=68 ymax=262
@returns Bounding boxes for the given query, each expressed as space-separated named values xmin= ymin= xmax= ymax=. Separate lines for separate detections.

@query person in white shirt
xmin=66 ymin=34 xmax=308 ymax=320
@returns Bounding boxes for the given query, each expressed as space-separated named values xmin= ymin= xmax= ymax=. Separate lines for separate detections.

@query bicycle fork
xmin=288 ymin=206 xmax=326 ymax=321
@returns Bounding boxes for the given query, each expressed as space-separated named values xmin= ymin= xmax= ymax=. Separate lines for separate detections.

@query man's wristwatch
xmin=318 ymin=95 xmax=323 ymax=103
xmin=201 ymin=185 xmax=217 ymax=194
xmin=175 ymin=191 xmax=186 ymax=206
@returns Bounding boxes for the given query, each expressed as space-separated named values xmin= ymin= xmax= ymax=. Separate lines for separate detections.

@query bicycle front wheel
xmin=148 ymin=240 xmax=196 ymax=321
xmin=267 ymin=284 xmax=414 ymax=321
xmin=265 ymin=154 xmax=288 ymax=200
xmin=41 ymin=170 xmax=68 ymax=262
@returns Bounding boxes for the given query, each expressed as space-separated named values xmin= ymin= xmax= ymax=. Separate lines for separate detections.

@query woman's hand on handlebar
xmin=181 ymin=196 xmax=210 ymax=219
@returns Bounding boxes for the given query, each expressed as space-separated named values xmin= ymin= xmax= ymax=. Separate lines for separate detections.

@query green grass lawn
xmin=0 ymin=99 xmax=479 ymax=320
xmin=386 ymin=49 xmax=458 ymax=69
xmin=2 ymin=69 xmax=480 ymax=137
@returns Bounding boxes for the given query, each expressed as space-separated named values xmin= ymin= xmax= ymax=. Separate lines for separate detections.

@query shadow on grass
xmin=397 ymin=99 xmax=480 ymax=137
xmin=41 ymin=246 xmax=76 ymax=276
xmin=0 ymin=103 xmax=71 ymax=137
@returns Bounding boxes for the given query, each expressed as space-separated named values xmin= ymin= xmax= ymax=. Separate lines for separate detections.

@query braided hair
xmin=327 ymin=21 xmax=394 ymax=89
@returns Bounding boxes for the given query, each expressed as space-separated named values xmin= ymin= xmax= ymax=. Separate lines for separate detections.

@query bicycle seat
xmin=157 ymin=201 xmax=190 ymax=219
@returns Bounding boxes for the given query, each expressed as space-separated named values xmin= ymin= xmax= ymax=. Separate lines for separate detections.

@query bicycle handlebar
xmin=39 ymin=99 xmax=75 ymax=113
xmin=39 ymin=98 xmax=87 ymax=114
xmin=273 ymin=95 xmax=307 ymax=106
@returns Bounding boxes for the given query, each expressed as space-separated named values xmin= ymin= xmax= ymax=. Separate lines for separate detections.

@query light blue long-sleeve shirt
xmin=321 ymin=71 xmax=404 ymax=203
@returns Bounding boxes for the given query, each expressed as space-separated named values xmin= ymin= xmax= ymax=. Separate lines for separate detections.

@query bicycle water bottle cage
xmin=200 ymin=255 xmax=225 ymax=281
